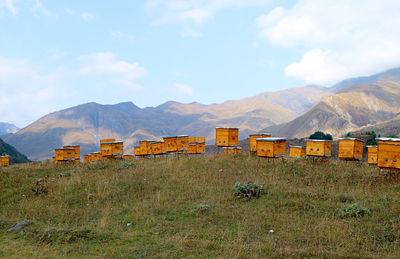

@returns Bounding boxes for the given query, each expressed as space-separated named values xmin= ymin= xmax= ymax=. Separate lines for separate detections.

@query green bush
xmin=309 ymin=131 xmax=333 ymax=140
xmin=233 ymin=182 xmax=265 ymax=199
xmin=119 ymin=161 xmax=136 ymax=170
xmin=339 ymin=203 xmax=370 ymax=218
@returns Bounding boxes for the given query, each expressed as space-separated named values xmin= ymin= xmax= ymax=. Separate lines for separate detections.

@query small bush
xmin=119 ymin=161 xmax=136 ymax=170
xmin=191 ymin=204 xmax=210 ymax=214
xmin=233 ymin=182 xmax=265 ymax=199
xmin=339 ymin=203 xmax=370 ymax=218
xmin=32 ymin=179 xmax=48 ymax=195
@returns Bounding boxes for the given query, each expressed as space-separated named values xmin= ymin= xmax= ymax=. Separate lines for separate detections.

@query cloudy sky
xmin=1 ymin=0 xmax=400 ymax=127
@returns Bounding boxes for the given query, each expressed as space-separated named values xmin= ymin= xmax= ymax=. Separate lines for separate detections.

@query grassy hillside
xmin=1 ymin=155 xmax=400 ymax=258
xmin=0 ymin=138 xmax=29 ymax=164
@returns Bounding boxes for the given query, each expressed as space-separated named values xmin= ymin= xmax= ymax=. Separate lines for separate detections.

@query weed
xmin=31 ymin=178 xmax=48 ymax=195
xmin=119 ymin=161 xmax=136 ymax=170
xmin=339 ymin=203 xmax=371 ymax=218
xmin=191 ymin=204 xmax=211 ymax=214
xmin=233 ymin=181 xmax=265 ymax=199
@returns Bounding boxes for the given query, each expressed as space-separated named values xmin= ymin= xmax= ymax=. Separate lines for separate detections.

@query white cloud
xmin=31 ymin=0 xmax=55 ymax=17
xmin=257 ymin=0 xmax=400 ymax=84
xmin=146 ymin=0 xmax=273 ymax=25
xmin=81 ymin=11 xmax=95 ymax=21
xmin=0 ymin=0 xmax=17 ymax=15
xmin=173 ymin=83 xmax=193 ymax=96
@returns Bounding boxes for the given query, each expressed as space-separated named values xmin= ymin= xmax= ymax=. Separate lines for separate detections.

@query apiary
xmin=177 ymin=135 xmax=189 ymax=151
xmin=338 ymin=138 xmax=364 ymax=160
xmin=101 ymin=141 xmax=124 ymax=157
xmin=139 ymin=141 xmax=154 ymax=156
xmin=150 ymin=141 xmax=164 ymax=155
xmin=164 ymin=136 xmax=178 ymax=152
xmin=377 ymin=138 xmax=400 ymax=169
xmin=249 ymin=133 xmax=271 ymax=152
xmin=305 ymin=139 xmax=332 ymax=157
xmin=289 ymin=146 xmax=306 ymax=158
xmin=223 ymin=146 xmax=242 ymax=154
xmin=367 ymin=146 xmax=378 ymax=164
xmin=216 ymin=127 xmax=239 ymax=147
xmin=256 ymin=138 xmax=287 ymax=158
xmin=0 ymin=155 xmax=10 ymax=166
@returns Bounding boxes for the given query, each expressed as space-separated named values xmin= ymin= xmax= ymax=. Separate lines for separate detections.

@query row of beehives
xmin=133 ymin=136 xmax=206 ymax=156
xmin=247 ymin=135 xmax=400 ymax=170
xmin=0 ymin=155 xmax=10 ymax=167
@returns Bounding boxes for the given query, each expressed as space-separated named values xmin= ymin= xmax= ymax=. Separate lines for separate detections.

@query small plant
xmin=32 ymin=179 xmax=48 ymax=195
xmin=233 ymin=182 xmax=265 ymax=199
xmin=119 ymin=161 xmax=136 ymax=170
xmin=339 ymin=203 xmax=370 ymax=218
xmin=60 ymin=171 xmax=72 ymax=177
xmin=191 ymin=204 xmax=210 ymax=214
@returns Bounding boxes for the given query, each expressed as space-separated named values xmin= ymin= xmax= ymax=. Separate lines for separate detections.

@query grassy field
xmin=1 ymin=154 xmax=400 ymax=258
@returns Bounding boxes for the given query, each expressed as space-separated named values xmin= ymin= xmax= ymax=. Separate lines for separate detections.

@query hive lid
xmin=177 ymin=135 xmax=189 ymax=137
xmin=151 ymin=141 xmax=164 ymax=144
xmin=163 ymin=136 xmax=178 ymax=139
xmin=189 ymin=141 xmax=206 ymax=144
xmin=376 ymin=138 xmax=400 ymax=142
xmin=55 ymin=148 xmax=76 ymax=151
xmin=90 ymin=152 xmax=101 ymax=154
xmin=223 ymin=146 xmax=242 ymax=149
xmin=305 ymin=139 xmax=332 ymax=142
xmin=216 ymin=127 xmax=239 ymax=129
xmin=256 ymin=137 xmax=286 ymax=141
xmin=289 ymin=145 xmax=304 ymax=148
xmin=366 ymin=145 xmax=378 ymax=148
xmin=101 ymin=141 xmax=123 ymax=144
xmin=337 ymin=138 xmax=364 ymax=142
xmin=249 ymin=133 xmax=272 ymax=136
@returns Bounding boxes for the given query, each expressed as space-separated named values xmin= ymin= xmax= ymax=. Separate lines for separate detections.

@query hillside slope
xmin=0 ymin=122 xmax=19 ymax=136
xmin=0 ymin=138 xmax=29 ymax=164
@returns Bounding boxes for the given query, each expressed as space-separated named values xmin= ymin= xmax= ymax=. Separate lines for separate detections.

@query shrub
xmin=339 ymin=203 xmax=370 ymax=218
xmin=233 ymin=182 xmax=265 ymax=199
xmin=32 ymin=178 xmax=48 ymax=195
xmin=309 ymin=131 xmax=333 ymax=140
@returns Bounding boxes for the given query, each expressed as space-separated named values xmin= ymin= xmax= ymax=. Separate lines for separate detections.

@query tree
xmin=309 ymin=131 xmax=333 ymax=140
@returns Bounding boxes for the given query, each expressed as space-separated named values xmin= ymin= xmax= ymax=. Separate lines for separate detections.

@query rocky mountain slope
xmin=0 ymin=122 xmax=19 ymax=136
xmin=0 ymin=138 xmax=29 ymax=164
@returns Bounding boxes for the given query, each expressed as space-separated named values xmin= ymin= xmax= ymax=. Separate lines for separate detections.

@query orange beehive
xmin=289 ymin=146 xmax=306 ymax=158
xmin=134 ymin=146 xmax=142 ymax=156
xmin=164 ymin=136 xmax=178 ymax=152
xmin=63 ymin=145 xmax=80 ymax=159
xmin=123 ymin=155 xmax=134 ymax=160
xmin=54 ymin=148 xmax=76 ymax=163
xmin=338 ymin=138 xmax=364 ymax=160
xmin=377 ymin=138 xmax=400 ymax=169
xmin=216 ymin=127 xmax=239 ymax=147
xmin=249 ymin=133 xmax=272 ymax=152
xmin=189 ymin=137 xmax=206 ymax=143
xmin=90 ymin=152 xmax=102 ymax=161
xmin=100 ymin=139 xmax=116 ymax=144
xmin=0 ymin=156 xmax=10 ymax=166
xmin=367 ymin=146 xmax=378 ymax=164
xmin=139 ymin=141 xmax=154 ymax=155
xmin=223 ymin=146 xmax=242 ymax=154
xmin=100 ymin=141 xmax=123 ymax=157
xmin=52 ymin=157 xmax=56 ymax=163
xmin=177 ymin=135 xmax=189 ymax=151
xmin=305 ymin=140 xmax=332 ymax=157
xmin=83 ymin=154 xmax=90 ymax=163
xmin=256 ymin=138 xmax=287 ymax=158
xmin=150 ymin=141 xmax=164 ymax=155
xmin=187 ymin=142 xmax=206 ymax=154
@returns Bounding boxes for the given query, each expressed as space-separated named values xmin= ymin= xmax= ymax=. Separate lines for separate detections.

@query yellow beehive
xmin=0 ymin=156 xmax=10 ymax=166
xmin=338 ymin=138 xmax=364 ymax=160
xmin=216 ymin=127 xmax=239 ymax=147
xmin=377 ymin=138 xmax=400 ymax=169
xmin=249 ymin=133 xmax=272 ymax=152
xmin=134 ymin=146 xmax=142 ymax=156
xmin=90 ymin=152 xmax=102 ymax=161
xmin=187 ymin=142 xmax=206 ymax=154
xmin=305 ymin=140 xmax=332 ymax=157
xmin=164 ymin=136 xmax=178 ymax=152
xmin=101 ymin=141 xmax=123 ymax=157
xmin=223 ymin=146 xmax=242 ymax=154
xmin=100 ymin=139 xmax=116 ymax=144
xmin=83 ymin=154 xmax=90 ymax=163
xmin=139 ymin=141 xmax=154 ymax=155
xmin=367 ymin=146 xmax=378 ymax=164
xmin=52 ymin=157 xmax=56 ymax=163
xmin=123 ymin=155 xmax=134 ymax=160
xmin=289 ymin=146 xmax=306 ymax=158
xmin=189 ymin=137 xmax=206 ymax=143
xmin=63 ymin=145 xmax=80 ymax=160
xmin=256 ymin=138 xmax=287 ymax=158
xmin=150 ymin=141 xmax=164 ymax=155
xmin=54 ymin=148 xmax=76 ymax=162
xmin=177 ymin=135 xmax=189 ymax=151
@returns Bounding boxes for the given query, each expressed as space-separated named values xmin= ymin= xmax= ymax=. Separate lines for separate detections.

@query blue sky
xmin=1 ymin=0 xmax=400 ymax=127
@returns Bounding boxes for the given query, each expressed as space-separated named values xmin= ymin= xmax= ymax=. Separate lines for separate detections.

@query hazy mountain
xmin=0 ymin=138 xmax=29 ymax=164
xmin=357 ymin=113 xmax=400 ymax=137
xmin=0 ymin=122 xmax=19 ymax=136
xmin=265 ymin=81 xmax=400 ymax=138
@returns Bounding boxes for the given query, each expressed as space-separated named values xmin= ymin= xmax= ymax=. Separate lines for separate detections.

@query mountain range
xmin=4 ymin=67 xmax=400 ymax=161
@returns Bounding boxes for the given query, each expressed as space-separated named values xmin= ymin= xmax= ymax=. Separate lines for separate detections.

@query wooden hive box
xmin=63 ymin=145 xmax=80 ymax=159
xmin=90 ymin=152 xmax=102 ymax=161
xmin=223 ymin=146 xmax=242 ymax=154
xmin=377 ymin=138 xmax=400 ymax=169
xmin=177 ymin=135 xmax=189 ymax=151
xmin=100 ymin=139 xmax=116 ymax=144
xmin=187 ymin=142 xmax=206 ymax=154
xmin=150 ymin=141 xmax=164 ymax=155
xmin=139 ymin=141 xmax=154 ymax=156
xmin=134 ymin=147 xmax=141 ymax=156
xmin=55 ymin=148 xmax=76 ymax=162
xmin=305 ymin=140 xmax=332 ymax=157
xmin=123 ymin=155 xmax=134 ymax=160
xmin=338 ymin=138 xmax=364 ymax=160
xmin=289 ymin=146 xmax=306 ymax=158
xmin=164 ymin=136 xmax=178 ymax=152
xmin=0 ymin=156 xmax=10 ymax=166
xmin=249 ymin=133 xmax=272 ymax=152
xmin=83 ymin=154 xmax=90 ymax=163
xmin=367 ymin=146 xmax=378 ymax=164
xmin=189 ymin=137 xmax=206 ymax=143
xmin=256 ymin=138 xmax=287 ymax=158
xmin=101 ymin=141 xmax=124 ymax=157
xmin=216 ymin=127 xmax=239 ymax=147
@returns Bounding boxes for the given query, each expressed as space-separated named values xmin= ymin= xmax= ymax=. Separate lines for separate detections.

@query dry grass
xmin=1 ymin=154 xmax=400 ymax=258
